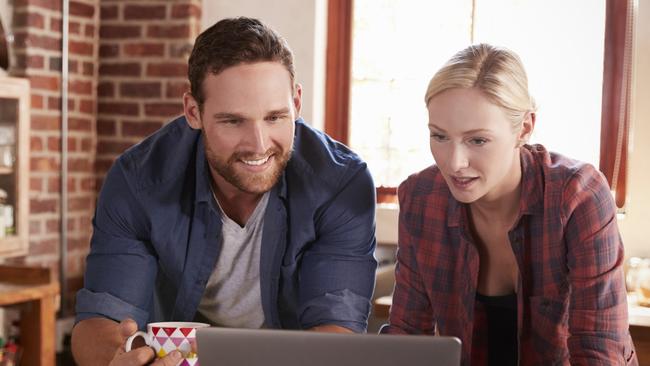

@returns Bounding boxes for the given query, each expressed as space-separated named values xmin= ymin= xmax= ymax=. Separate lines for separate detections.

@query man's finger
xmin=110 ymin=345 xmax=155 ymax=366
xmin=119 ymin=318 xmax=139 ymax=339
xmin=151 ymin=350 xmax=182 ymax=366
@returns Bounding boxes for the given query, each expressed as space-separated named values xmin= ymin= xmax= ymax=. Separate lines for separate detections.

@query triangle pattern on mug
xmin=170 ymin=337 xmax=185 ymax=347
xmin=180 ymin=327 xmax=194 ymax=337
xmin=179 ymin=358 xmax=199 ymax=366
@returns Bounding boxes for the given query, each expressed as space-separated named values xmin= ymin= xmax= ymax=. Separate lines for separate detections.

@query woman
xmin=382 ymin=44 xmax=637 ymax=365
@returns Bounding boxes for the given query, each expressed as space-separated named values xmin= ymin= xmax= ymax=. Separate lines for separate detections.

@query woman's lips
xmin=450 ymin=175 xmax=478 ymax=190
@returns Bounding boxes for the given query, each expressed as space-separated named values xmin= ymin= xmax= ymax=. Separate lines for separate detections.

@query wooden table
xmin=0 ymin=265 xmax=60 ymax=366
xmin=374 ymin=294 xmax=650 ymax=365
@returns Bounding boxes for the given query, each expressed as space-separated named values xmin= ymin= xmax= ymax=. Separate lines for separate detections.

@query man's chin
xmin=229 ymin=169 xmax=283 ymax=194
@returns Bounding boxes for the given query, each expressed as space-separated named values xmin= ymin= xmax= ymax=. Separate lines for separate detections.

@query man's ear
xmin=183 ymin=92 xmax=202 ymax=130
xmin=518 ymin=112 xmax=536 ymax=145
xmin=293 ymin=83 xmax=303 ymax=117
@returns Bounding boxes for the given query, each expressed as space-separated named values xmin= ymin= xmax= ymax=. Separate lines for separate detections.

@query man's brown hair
xmin=188 ymin=17 xmax=296 ymax=110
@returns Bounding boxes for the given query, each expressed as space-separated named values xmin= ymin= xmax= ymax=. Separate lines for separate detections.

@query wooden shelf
xmin=0 ymin=265 xmax=59 ymax=366
xmin=0 ymin=76 xmax=30 ymax=259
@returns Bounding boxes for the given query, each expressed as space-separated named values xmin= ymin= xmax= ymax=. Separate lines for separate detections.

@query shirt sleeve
xmin=381 ymin=177 xmax=436 ymax=335
xmin=563 ymin=165 xmax=637 ymax=364
xmin=75 ymin=158 xmax=158 ymax=329
xmin=297 ymin=166 xmax=378 ymax=333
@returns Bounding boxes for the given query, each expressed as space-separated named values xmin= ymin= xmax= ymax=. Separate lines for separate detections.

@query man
xmin=71 ymin=17 xmax=377 ymax=365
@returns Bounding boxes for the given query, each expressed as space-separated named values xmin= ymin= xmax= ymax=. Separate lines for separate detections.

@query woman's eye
xmin=430 ymin=133 xmax=447 ymax=141
xmin=469 ymin=138 xmax=487 ymax=146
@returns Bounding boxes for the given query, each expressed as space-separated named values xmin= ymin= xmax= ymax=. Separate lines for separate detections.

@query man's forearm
xmin=71 ymin=317 xmax=122 ymax=366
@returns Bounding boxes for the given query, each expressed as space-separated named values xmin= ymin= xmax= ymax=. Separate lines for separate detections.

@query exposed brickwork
xmin=1 ymin=0 xmax=202 ymax=314
xmin=96 ymin=0 xmax=201 ymax=189
xmin=5 ymin=0 xmax=100 ymax=313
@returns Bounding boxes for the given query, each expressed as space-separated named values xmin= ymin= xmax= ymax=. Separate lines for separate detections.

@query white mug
xmin=125 ymin=321 xmax=210 ymax=365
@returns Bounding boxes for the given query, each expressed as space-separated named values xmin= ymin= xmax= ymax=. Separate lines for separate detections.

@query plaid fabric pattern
xmin=383 ymin=145 xmax=637 ymax=366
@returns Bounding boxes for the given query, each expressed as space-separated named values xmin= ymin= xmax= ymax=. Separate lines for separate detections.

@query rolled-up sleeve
xmin=563 ymin=166 xmax=637 ymax=364
xmin=75 ymin=158 xmax=157 ymax=329
xmin=297 ymin=166 xmax=377 ymax=333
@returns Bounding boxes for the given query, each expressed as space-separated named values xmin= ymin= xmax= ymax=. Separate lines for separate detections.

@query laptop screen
xmin=197 ymin=327 xmax=461 ymax=366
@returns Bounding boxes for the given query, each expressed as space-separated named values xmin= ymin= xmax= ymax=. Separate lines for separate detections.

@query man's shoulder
xmin=115 ymin=116 xmax=201 ymax=190
xmin=288 ymin=120 xmax=368 ymax=189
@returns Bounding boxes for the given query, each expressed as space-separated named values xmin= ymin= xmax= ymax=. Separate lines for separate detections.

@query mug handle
xmin=125 ymin=331 xmax=151 ymax=352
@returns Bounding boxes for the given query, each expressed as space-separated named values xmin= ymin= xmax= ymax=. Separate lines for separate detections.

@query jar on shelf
xmin=0 ymin=188 xmax=8 ymax=238
xmin=0 ymin=125 xmax=14 ymax=170
xmin=637 ymin=258 xmax=650 ymax=307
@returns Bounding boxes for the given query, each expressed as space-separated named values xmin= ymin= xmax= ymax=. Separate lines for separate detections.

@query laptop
xmin=197 ymin=327 xmax=461 ymax=366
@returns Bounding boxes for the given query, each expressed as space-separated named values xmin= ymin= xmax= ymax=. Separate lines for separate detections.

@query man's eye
xmin=430 ymin=133 xmax=447 ymax=141
xmin=267 ymin=115 xmax=285 ymax=122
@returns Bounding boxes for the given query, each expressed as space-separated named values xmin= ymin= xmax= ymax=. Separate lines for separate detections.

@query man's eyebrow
xmin=212 ymin=112 xmax=245 ymax=120
xmin=268 ymin=108 xmax=291 ymax=115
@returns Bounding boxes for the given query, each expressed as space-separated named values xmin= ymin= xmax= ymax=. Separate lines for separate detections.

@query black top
xmin=475 ymin=292 xmax=518 ymax=366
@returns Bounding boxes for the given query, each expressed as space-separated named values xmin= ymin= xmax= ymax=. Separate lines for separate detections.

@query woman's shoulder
xmin=524 ymin=144 xmax=612 ymax=212
xmin=397 ymin=165 xmax=453 ymax=215
xmin=524 ymin=144 xmax=603 ymax=184
xmin=398 ymin=165 xmax=447 ymax=197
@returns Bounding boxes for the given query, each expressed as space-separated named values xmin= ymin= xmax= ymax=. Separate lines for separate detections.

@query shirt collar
xmin=518 ymin=145 xmax=544 ymax=216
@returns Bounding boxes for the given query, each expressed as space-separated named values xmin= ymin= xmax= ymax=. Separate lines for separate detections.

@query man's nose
xmin=247 ymin=122 xmax=269 ymax=154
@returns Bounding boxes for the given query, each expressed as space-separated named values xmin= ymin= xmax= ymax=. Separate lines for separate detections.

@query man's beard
xmin=205 ymin=144 xmax=292 ymax=195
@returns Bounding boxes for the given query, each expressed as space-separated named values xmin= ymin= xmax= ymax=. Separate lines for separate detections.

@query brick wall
xmin=96 ymin=0 xmax=201 ymax=189
xmin=9 ymin=0 xmax=99 ymax=311
xmin=3 ymin=0 xmax=201 ymax=312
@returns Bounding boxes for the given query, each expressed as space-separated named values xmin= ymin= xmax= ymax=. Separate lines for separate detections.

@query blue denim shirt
xmin=75 ymin=116 xmax=377 ymax=332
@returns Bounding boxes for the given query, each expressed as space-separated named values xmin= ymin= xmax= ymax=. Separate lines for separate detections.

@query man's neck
xmin=210 ymin=175 xmax=264 ymax=227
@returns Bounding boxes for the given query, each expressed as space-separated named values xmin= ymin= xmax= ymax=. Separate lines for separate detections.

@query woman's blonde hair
xmin=425 ymin=44 xmax=537 ymax=129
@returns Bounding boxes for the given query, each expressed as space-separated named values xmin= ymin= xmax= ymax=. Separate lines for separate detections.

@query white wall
xmin=201 ymin=0 xmax=327 ymax=131
xmin=619 ymin=0 xmax=650 ymax=258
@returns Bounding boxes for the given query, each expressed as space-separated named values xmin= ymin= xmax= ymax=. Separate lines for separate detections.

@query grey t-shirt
xmin=196 ymin=191 xmax=269 ymax=328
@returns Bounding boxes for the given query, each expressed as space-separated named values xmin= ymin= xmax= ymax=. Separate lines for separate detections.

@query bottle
xmin=0 ymin=189 xmax=7 ymax=238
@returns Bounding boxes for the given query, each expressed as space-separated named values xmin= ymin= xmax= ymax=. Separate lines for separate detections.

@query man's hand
xmin=108 ymin=319 xmax=182 ymax=366
xmin=309 ymin=324 xmax=354 ymax=333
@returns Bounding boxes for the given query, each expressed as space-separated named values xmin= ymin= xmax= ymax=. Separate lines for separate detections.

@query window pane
xmin=474 ymin=0 xmax=605 ymax=166
xmin=350 ymin=0 xmax=605 ymax=188
xmin=350 ymin=0 xmax=473 ymax=187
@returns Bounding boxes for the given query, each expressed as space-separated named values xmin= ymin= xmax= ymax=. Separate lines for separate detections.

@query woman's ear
xmin=183 ymin=92 xmax=202 ymax=130
xmin=518 ymin=112 xmax=536 ymax=146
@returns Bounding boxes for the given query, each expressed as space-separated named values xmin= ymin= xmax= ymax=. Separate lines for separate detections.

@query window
xmin=325 ymin=0 xmax=633 ymax=208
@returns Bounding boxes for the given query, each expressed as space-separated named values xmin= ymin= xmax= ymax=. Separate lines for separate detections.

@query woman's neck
xmin=470 ymin=155 xmax=523 ymax=227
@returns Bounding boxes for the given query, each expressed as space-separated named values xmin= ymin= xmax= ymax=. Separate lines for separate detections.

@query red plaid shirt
xmin=383 ymin=145 xmax=637 ymax=365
